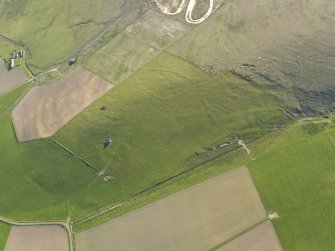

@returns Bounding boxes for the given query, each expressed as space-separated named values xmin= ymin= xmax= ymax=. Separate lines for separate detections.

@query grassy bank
xmin=0 ymin=221 xmax=10 ymax=250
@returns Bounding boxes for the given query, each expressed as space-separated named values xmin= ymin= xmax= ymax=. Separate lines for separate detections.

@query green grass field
xmin=0 ymin=221 xmax=10 ymax=250
xmin=0 ymin=51 xmax=284 ymax=223
xmin=56 ymin=52 xmax=285 ymax=206
xmin=1 ymin=35 xmax=334 ymax=251
xmin=0 ymin=84 xmax=127 ymax=222
xmin=247 ymin=117 xmax=335 ymax=250
xmin=1 ymin=1 xmax=334 ymax=249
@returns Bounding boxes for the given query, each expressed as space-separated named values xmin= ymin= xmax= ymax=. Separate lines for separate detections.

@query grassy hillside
xmin=169 ymin=0 xmax=335 ymax=115
xmin=56 ymin=52 xmax=285 ymax=201
xmin=0 ymin=221 xmax=10 ymax=250
xmin=0 ymin=84 xmax=127 ymax=222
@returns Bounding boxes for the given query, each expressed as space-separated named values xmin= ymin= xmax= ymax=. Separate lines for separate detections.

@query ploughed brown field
xmin=12 ymin=67 xmax=112 ymax=142
xmin=75 ymin=166 xmax=268 ymax=251
xmin=218 ymin=221 xmax=283 ymax=251
xmin=0 ymin=59 xmax=27 ymax=95
xmin=4 ymin=225 xmax=69 ymax=251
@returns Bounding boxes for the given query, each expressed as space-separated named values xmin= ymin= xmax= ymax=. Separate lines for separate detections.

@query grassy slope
xmin=0 ymin=84 xmax=127 ymax=222
xmin=247 ymin=118 xmax=335 ymax=250
xmin=169 ymin=0 xmax=335 ymax=115
xmin=0 ymin=221 xmax=10 ymax=250
xmin=56 ymin=52 xmax=285 ymax=206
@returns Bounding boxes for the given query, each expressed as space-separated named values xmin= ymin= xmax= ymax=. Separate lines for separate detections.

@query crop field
xmin=4 ymin=225 xmax=69 ymax=251
xmin=0 ymin=222 xmax=10 ymax=251
xmin=169 ymin=0 xmax=335 ymax=115
xmin=0 ymin=84 xmax=127 ymax=222
xmin=56 ymin=52 xmax=285 ymax=201
xmin=0 ymin=59 xmax=28 ymax=95
xmin=12 ymin=67 xmax=112 ymax=142
xmin=218 ymin=221 xmax=283 ymax=251
xmin=75 ymin=166 xmax=267 ymax=251
xmin=0 ymin=0 xmax=147 ymax=73
xmin=84 ymin=9 xmax=189 ymax=84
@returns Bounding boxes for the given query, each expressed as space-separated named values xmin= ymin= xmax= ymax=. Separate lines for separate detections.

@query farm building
xmin=9 ymin=58 xmax=15 ymax=70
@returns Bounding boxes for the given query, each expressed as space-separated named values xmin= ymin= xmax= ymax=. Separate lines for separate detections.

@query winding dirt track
xmin=154 ymin=0 xmax=214 ymax=24
xmin=185 ymin=0 xmax=214 ymax=24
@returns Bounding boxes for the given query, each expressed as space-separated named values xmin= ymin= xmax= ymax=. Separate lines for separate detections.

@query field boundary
xmin=210 ymin=220 xmax=266 ymax=250
xmin=51 ymin=139 xmax=99 ymax=173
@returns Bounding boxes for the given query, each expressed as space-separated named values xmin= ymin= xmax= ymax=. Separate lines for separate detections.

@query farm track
xmin=216 ymin=221 xmax=283 ymax=251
